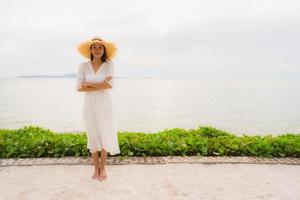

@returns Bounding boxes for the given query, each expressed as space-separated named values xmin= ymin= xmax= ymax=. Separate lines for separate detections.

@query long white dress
xmin=76 ymin=60 xmax=120 ymax=155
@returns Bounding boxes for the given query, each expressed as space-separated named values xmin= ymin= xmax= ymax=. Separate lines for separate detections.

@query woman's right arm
xmin=76 ymin=63 xmax=85 ymax=92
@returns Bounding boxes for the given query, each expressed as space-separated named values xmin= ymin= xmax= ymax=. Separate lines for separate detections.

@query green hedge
xmin=0 ymin=125 xmax=299 ymax=158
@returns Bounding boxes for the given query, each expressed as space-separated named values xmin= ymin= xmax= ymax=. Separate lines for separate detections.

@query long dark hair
xmin=90 ymin=43 xmax=112 ymax=63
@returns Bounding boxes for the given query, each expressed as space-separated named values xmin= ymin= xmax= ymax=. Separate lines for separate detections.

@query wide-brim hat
xmin=77 ymin=37 xmax=117 ymax=60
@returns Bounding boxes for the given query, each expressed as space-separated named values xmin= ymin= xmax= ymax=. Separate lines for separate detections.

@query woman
xmin=76 ymin=37 xmax=120 ymax=181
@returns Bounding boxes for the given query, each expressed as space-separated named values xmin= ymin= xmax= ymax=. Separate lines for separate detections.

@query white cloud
xmin=0 ymin=0 xmax=300 ymax=79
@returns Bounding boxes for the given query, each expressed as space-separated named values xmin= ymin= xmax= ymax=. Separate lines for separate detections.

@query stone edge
xmin=0 ymin=156 xmax=300 ymax=167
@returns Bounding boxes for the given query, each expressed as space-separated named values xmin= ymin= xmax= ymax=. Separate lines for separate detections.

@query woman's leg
xmin=91 ymin=151 xmax=100 ymax=179
xmin=97 ymin=148 xmax=108 ymax=180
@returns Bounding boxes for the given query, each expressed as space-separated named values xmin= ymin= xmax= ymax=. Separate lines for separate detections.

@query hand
xmin=81 ymin=81 xmax=90 ymax=87
xmin=79 ymin=84 xmax=90 ymax=91
xmin=105 ymin=76 xmax=112 ymax=82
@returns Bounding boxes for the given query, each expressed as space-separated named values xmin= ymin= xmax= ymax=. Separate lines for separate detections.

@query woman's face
xmin=90 ymin=43 xmax=104 ymax=59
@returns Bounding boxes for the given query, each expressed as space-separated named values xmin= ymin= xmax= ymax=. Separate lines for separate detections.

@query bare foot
xmin=97 ymin=166 xmax=107 ymax=181
xmin=91 ymin=167 xmax=101 ymax=179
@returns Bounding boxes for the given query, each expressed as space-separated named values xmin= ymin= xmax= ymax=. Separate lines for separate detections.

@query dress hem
xmin=88 ymin=145 xmax=121 ymax=155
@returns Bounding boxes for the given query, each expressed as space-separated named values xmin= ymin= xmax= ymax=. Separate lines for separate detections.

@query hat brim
xmin=77 ymin=40 xmax=117 ymax=60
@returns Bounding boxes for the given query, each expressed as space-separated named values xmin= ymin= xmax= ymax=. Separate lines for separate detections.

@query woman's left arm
xmin=82 ymin=80 xmax=112 ymax=90
xmin=78 ymin=85 xmax=103 ymax=91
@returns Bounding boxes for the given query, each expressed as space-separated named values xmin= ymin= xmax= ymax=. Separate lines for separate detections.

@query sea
xmin=0 ymin=77 xmax=299 ymax=136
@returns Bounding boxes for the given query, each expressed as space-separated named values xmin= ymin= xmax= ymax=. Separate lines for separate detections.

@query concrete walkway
xmin=1 ymin=156 xmax=300 ymax=200
xmin=0 ymin=157 xmax=299 ymax=200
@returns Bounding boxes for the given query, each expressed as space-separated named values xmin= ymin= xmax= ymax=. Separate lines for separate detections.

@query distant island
xmin=16 ymin=73 xmax=152 ymax=79
xmin=17 ymin=73 xmax=77 ymax=78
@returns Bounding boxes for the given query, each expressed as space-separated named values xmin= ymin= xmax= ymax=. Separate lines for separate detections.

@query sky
xmin=0 ymin=0 xmax=300 ymax=80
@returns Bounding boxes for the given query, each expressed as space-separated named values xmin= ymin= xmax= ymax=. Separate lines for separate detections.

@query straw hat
xmin=77 ymin=37 xmax=117 ymax=60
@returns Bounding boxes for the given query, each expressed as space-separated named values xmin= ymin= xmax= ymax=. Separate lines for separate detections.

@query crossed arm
xmin=78 ymin=76 xmax=112 ymax=92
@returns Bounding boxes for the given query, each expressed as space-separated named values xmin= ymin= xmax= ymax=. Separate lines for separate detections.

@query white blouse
xmin=75 ymin=61 xmax=115 ymax=92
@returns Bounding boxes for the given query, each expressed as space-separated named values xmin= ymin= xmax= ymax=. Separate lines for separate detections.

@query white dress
xmin=76 ymin=60 xmax=120 ymax=155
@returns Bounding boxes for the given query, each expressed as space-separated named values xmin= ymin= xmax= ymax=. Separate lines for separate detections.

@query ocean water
xmin=0 ymin=78 xmax=299 ymax=136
